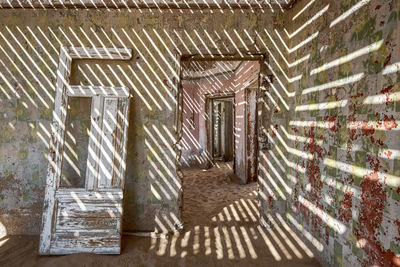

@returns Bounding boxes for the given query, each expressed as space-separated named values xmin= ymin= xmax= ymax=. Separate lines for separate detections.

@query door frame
xmin=39 ymin=46 xmax=132 ymax=255
xmin=174 ymin=53 xmax=267 ymax=230
xmin=244 ymin=85 xmax=259 ymax=183
xmin=205 ymin=93 xmax=235 ymax=166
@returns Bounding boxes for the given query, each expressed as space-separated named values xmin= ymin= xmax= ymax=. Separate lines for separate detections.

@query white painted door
xmin=39 ymin=46 xmax=132 ymax=255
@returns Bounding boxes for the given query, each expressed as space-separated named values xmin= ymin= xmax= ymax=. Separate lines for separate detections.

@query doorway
xmin=178 ymin=57 xmax=262 ymax=231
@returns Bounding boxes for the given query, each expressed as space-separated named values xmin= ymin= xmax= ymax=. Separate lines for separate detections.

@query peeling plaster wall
xmin=267 ymin=0 xmax=400 ymax=266
xmin=0 ymin=9 xmax=275 ymax=235
xmin=0 ymin=3 xmax=397 ymax=266
xmin=181 ymin=82 xmax=201 ymax=167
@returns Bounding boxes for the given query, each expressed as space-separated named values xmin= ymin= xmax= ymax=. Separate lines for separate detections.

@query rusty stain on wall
xmin=277 ymin=0 xmax=400 ymax=266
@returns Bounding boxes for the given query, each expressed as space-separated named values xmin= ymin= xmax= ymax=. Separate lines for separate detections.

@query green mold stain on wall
xmin=17 ymin=148 xmax=28 ymax=160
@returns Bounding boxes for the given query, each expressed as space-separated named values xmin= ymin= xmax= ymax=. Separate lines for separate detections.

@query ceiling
xmin=0 ymin=0 xmax=296 ymax=9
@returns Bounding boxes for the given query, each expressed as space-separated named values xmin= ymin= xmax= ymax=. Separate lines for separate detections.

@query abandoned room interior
xmin=0 ymin=0 xmax=399 ymax=266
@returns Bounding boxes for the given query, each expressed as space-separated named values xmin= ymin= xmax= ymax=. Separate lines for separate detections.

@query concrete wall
xmin=259 ymin=0 xmax=400 ymax=266
xmin=0 ymin=1 xmax=398 ymax=266
xmin=180 ymin=82 xmax=201 ymax=166
xmin=0 ymin=9 xmax=274 ymax=235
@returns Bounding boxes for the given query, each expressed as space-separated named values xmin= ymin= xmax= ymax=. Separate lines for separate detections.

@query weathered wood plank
xmin=85 ymin=95 xmax=104 ymax=191
xmin=67 ymin=86 xmax=130 ymax=97
xmin=112 ymin=98 xmax=130 ymax=188
xmin=98 ymin=98 xmax=119 ymax=188
xmin=55 ymin=188 xmax=123 ymax=200
xmin=50 ymin=234 xmax=120 ymax=255
xmin=67 ymin=47 xmax=132 ymax=60
xmin=57 ymin=202 xmax=122 ymax=218
xmin=56 ymin=217 xmax=119 ymax=231
xmin=39 ymin=46 xmax=72 ymax=255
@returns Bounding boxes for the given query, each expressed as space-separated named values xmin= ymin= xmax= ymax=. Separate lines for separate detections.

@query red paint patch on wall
xmin=392 ymin=257 xmax=400 ymax=266
xmin=376 ymin=139 xmax=384 ymax=146
xmin=395 ymin=220 xmax=400 ymax=242
xmin=383 ymin=53 xmax=392 ymax=68
xmin=381 ymin=85 xmax=394 ymax=94
xmin=383 ymin=115 xmax=398 ymax=130
xmin=325 ymin=225 xmax=330 ymax=245
xmin=355 ymin=169 xmax=400 ymax=266
xmin=268 ymin=195 xmax=274 ymax=204
xmin=311 ymin=203 xmax=323 ymax=237
xmin=380 ymin=85 xmax=395 ymax=106
xmin=324 ymin=115 xmax=339 ymax=132
xmin=361 ymin=121 xmax=375 ymax=136
xmin=300 ymin=202 xmax=310 ymax=224
xmin=339 ymin=190 xmax=353 ymax=222
xmin=305 ymin=126 xmax=323 ymax=159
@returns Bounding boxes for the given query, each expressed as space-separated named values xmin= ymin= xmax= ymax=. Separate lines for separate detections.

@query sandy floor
xmin=0 ymin=162 xmax=321 ymax=267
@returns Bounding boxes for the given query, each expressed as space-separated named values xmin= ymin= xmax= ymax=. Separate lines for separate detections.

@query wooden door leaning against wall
xmin=39 ymin=46 xmax=132 ymax=255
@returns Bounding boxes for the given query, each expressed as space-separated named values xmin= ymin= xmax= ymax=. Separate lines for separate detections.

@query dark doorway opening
xmin=212 ymin=97 xmax=234 ymax=162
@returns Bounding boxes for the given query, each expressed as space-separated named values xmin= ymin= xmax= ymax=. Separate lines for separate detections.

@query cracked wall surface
xmin=0 ymin=9 xmax=275 ymax=235
xmin=271 ymin=0 xmax=400 ymax=266
xmin=0 ymin=0 xmax=399 ymax=266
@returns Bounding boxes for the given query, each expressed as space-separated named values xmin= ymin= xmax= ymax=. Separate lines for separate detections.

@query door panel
xmin=39 ymin=46 xmax=132 ymax=255
xmin=42 ymin=93 xmax=129 ymax=254
xmin=50 ymin=189 xmax=123 ymax=253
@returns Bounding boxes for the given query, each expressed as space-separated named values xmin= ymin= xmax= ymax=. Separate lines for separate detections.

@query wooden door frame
xmin=39 ymin=46 xmax=132 ymax=255
xmin=244 ymin=86 xmax=259 ymax=183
